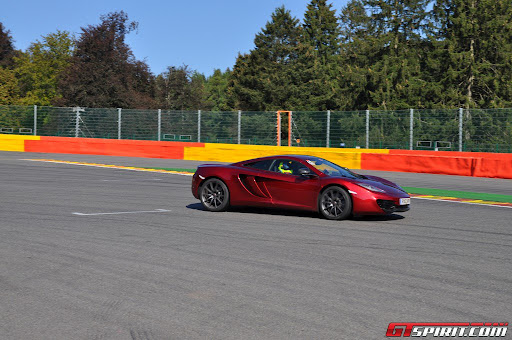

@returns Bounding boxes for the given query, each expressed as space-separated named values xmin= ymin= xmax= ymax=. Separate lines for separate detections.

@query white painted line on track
xmin=73 ymin=209 xmax=171 ymax=216
xmin=411 ymin=197 xmax=512 ymax=208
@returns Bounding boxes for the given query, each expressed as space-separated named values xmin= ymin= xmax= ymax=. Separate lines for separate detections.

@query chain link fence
xmin=1 ymin=105 xmax=511 ymax=152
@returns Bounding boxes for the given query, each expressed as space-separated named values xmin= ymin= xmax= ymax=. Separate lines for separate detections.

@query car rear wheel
xmin=200 ymin=178 xmax=230 ymax=212
xmin=319 ymin=186 xmax=352 ymax=220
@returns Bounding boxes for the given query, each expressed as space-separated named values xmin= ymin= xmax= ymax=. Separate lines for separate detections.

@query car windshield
xmin=305 ymin=157 xmax=364 ymax=179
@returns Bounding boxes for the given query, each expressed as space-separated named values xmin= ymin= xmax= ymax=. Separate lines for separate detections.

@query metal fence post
xmin=365 ymin=109 xmax=370 ymax=149
xmin=326 ymin=110 xmax=330 ymax=148
xmin=74 ymin=107 xmax=81 ymax=138
xmin=237 ymin=110 xmax=241 ymax=144
xmin=410 ymin=108 xmax=414 ymax=150
xmin=117 ymin=108 xmax=122 ymax=140
xmin=157 ymin=109 xmax=161 ymax=141
xmin=33 ymin=105 xmax=37 ymax=136
xmin=459 ymin=108 xmax=463 ymax=151
xmin=197 ymin=110 xmax=201 ymax=143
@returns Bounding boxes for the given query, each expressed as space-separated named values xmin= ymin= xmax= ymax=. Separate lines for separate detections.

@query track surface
xmin=0 ymin=152 xmax=511 ymax=339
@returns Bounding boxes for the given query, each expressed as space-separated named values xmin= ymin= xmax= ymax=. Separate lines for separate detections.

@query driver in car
xmin=278 ymin=161 xmax=293 ymax=174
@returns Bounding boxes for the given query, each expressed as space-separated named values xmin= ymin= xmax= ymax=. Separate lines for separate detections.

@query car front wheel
xmin=318 ymin=186 xmax=352 ymax=220
xmin=200 ymin=178 xmax=230 ymax=212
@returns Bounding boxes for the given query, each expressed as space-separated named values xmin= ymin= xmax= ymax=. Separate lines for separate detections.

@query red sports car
xmin=191 ymin=155 xmax=410 ymax=220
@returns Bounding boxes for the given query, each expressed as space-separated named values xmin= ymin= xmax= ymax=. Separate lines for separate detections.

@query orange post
xmin=277 ymin=111 xmax=292 ymax=146
xmin=276 ymin=111 xmax=281 ymax=146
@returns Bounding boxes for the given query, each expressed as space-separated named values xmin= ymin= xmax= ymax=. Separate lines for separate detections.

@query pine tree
xmin=298 ymin=0 xmax=342 ymax=110
xmin=337 ymin=0 xmax=376 ymax=110
xmin=363 ymin=0 xmax=431 ymax=110
xmin=303 ymin=0 xmax=340 ymax=64
xmin=229 ymin=6 xmax=302 ymax=111
xmin=431 ymin=0 xmax=512 ymax=108
xmin=205 ymin=68 xmax=233 ymax=111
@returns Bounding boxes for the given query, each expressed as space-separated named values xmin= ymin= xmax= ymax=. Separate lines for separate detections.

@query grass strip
xmin=404 ymin=187 xmax=512 ymax=204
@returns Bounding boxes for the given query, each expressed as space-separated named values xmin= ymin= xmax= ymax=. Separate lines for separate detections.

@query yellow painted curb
xmin=0 ymin=134 xmax=40 ymax=152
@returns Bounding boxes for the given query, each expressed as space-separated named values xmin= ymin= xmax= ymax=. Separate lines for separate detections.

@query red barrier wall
xmin=389 ymin=149 xmax=512 ymax=160
xmin=25 ymin=137 xmax=204 ymax=159
xmin=361 ymin=153 xmax=478 ymax=176
xmin=473 ymin=158 xmax=512 ymax=179
xmin=362 ymin=150 xmax=512 ymax=179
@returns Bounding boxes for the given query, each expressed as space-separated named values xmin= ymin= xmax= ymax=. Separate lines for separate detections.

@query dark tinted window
xmin=244 ymin=159 xmax=273 ymax=171
xmin=269 ymin=159 xmax=304 ymax=176
xmin=306 ymin=157 xmax=364 ymax=179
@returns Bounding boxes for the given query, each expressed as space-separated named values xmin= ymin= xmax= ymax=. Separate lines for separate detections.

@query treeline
xmin=1 ymin=0 xmax=512 ymax=111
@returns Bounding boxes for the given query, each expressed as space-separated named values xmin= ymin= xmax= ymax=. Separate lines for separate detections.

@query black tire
xmin=318 ymin=186 xmax=352 ymax=220
xmin=200 ymin=178 xmax=230 ymax=212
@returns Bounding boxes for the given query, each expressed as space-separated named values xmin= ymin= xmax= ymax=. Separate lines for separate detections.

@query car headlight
xmin=357 ymin=183 xmax=386 ymax=193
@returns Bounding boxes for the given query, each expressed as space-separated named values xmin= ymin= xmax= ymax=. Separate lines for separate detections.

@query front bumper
xmin=376 ymin=199 xmax=410 ymax=213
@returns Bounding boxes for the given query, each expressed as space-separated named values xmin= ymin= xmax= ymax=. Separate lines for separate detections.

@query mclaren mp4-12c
xmin=191 ymin=155 xmax=410 ymax=220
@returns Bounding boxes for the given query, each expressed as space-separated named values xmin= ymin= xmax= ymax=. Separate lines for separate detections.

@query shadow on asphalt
xmin=186 ymin=203 xmax=405 ymax=221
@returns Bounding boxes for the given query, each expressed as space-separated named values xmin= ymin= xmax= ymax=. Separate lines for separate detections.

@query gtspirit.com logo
xmin=386 ymin=322 xmax=508 ymax=337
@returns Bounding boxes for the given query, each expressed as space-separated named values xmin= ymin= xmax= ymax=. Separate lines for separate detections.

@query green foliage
xmin=155 ymin=65 xmax=210 ymax=110
xmin=0 ymin=23 xmax=20 ymax=105
xmin=14 ymin=31 xmax=74 ymax=106
xmin=0 ymin=68 xmax=19 ymax=104
xmin=205 ymin=69 xmax=232 ymax=111
xmin=229 ymin=6 xmax=303 ymax=111
xmin=430 ymin=0 xmax=512 ymax=108
xmin=303 ymin=0 xmax=341 ymax=63
xmin=298 ymin=0 xmax=342 ymax=110
xmin=339 ymin=0 xmax=431 ymax=110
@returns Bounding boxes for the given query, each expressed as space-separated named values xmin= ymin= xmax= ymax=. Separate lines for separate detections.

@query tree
xmin=14 ymin=30 xmax=74 ymax=106
xmin=0 ymin=67 xmax=18 ymax=104
xmin=0 ymin=23 xmax=17 ymax=68
xmin=365 ymin=0 xmax=431 ymax=109
xmin=337 ymin=0 xmax=374 ymax=110
xmin=205 ymin=68 xmax=232 ymax=111
xmin=337 ymin=0 xmax=431 ymax=110
xmin=155 ymin=65 xmax=209 ymax=110
xmin=303 ymin=0 xmax=340 ymax=64
xmin=229 ymin=6 xmax=303 ymax=111
xmin=430 ymin=0 xmax=512 ymax=108
xmin=295 ymin=0 xmax=342 ymax=110
xmin=56 ymin=11 xmax=155 ymax=108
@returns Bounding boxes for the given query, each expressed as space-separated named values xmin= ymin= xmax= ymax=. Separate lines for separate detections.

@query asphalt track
xmin=0 ymin=151 xmax=511 ymax=339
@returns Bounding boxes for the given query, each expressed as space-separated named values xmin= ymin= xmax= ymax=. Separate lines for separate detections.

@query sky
xmin=1 ymin=0 xmax=349 ymax=77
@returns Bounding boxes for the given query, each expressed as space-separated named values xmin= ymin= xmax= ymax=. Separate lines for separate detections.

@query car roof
xmin=234 ymin=155 xmax=321 ymax=165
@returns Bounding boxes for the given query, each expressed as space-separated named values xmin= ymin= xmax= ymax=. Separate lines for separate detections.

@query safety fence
xmin=0 ymin=105 xmax=511 ymax=152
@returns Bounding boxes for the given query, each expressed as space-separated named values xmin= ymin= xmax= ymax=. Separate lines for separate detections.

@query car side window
xmin=244 ymin=159 xmax=274 ymax=171
xmin=269 ymin=159 xmax=304 ymax=176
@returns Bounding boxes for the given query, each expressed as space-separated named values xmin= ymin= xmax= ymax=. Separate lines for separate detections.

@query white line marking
xmin=72 ymin=209 xmax=171 ymax=216
xmin=411 ymin=197 xmax=512 ymax=208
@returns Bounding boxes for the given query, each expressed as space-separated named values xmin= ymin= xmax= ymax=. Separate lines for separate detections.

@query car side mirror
xmin=298 ymin=167 xmax=315 ymax=177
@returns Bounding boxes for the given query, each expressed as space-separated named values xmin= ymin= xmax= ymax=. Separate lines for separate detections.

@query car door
xmin=234 ymin=159 xmax=275 ymax=207
xmin=262 ymin=158 xmax=320 ymax=210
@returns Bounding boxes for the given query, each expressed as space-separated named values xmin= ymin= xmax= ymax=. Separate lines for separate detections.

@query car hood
xmin=330 ymin=174 xmax=407 ymax=195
